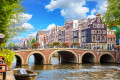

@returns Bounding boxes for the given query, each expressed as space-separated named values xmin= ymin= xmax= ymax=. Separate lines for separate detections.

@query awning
xmin=0 ymin=34 xmax=5 ymax=43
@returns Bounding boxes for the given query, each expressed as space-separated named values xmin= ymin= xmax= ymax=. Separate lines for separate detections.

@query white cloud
xmin=26 ymin=32 xmax=36 ymax=37
xmin=21 ymin=23 xmax=34 ymax=31
xmin=11 ymin=13 xmax=34 ymax=31
xmin=91 ymin=9 xmax=97 ymax=15
xmin=87 ymin=15 xmax=96 ymax=19
xmin=19 ymin=13 xmax=32 ymax=23
xmin=11 ymin=13 xmax=32 ymax=24
xmin=46 ymin=0 xmax=108 ymax=19
xmin=87 ymin=0 xmax=107 ymax=18
xmin=97 ymin=1 xmax=107 ymax=14
xmin=10 ymin=37 xmax=23 ymax=43
xmin=45 ymin=0 xmax=89 ymax=20
xmin=13 ymin=37 xmax=22 ymax=40
xmin=46 ymin=24 xmax=56 ymax=30
xmin=90 ymin=0 xmax=107 ymax=15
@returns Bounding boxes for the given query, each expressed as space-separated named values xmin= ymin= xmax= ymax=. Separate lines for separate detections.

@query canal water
xmin=13 ymin=57 xmax=120 ymax=80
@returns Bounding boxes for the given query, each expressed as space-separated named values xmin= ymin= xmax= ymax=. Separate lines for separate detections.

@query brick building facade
xmin=36 ymin=13 xmax=116 ymax=50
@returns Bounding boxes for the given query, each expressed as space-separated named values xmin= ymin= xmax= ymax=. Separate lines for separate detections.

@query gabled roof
xmin=37 ymin=30 xmax=50 ymax=35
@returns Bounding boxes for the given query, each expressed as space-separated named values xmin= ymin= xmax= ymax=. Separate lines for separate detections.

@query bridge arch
xmin=99 ymin=53 xmax=115 ymax=63
xmin=81 ymin=51 xmax=96 ymax=63
xmin=26 ymin=51 xmax=46 ymax=64
xmin=49 ymin=50 xmax=78 ymax=64
xmin=15 ymin=54 xmax=24 ymax=65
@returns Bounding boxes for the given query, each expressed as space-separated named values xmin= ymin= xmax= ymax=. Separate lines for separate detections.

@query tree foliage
xmin=27 ymin=41 xmax=31 ymax=48
xmin=31 ymin=38 xmax=37 ymax=44
xmin=0 ymin=0 xmax=25 ymax=46
xmin=103 ymin=0 xmax=120 ymax=29
xmin=6 ymin=42 xmax=18 ymax=50
xmin=0 ymin=48 xmax=15 ymax=67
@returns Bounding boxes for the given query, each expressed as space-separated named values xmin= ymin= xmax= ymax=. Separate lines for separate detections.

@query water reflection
xmin=13 ymin=57 xmax=120 ymax=80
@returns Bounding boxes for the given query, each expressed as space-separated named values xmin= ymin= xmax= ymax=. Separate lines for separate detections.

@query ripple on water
xmin=13 ymin=57 xmax=120 ymax=80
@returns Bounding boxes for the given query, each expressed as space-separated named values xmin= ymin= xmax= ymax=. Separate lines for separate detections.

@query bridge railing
xmin=13 ymin=47 xmax=117 ymax=52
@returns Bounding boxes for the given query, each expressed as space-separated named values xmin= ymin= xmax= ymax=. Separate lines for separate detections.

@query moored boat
xmin=13 ymin=68 xmax=37 ymax=80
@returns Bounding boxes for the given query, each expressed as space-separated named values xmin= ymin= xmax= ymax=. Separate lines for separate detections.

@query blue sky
xmin=12 ymin=0 xmax=107 ymax=43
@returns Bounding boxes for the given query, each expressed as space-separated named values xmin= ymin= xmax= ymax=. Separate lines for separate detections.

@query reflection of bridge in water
xmin=14 ymin=48 xmax=120 ymax=65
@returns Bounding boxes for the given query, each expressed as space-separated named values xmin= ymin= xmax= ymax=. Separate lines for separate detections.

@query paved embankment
xmin=0 ymin=71 xmax=16 ymax=80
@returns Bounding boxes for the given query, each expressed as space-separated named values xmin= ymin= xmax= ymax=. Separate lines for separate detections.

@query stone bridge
xmin=14 ymin=48 xmax=120 ymax=65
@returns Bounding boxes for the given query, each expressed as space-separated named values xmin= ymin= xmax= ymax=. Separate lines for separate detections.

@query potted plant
xmin=62 ymin=42 xmax=69 ymax=48
xmin=73 ymin=42 xmax=80 ymax=48
xmin=31 ymin=42 xmax=40 ymax=49
xmin=53 ymin=42 xmax=60 ymax=48
xmin=47 ymin=43 xmax=53 ymax=48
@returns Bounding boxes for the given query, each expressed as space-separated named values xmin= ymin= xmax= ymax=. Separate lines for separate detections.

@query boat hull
xmin=13 ymin=70 xmax=37 ymax=80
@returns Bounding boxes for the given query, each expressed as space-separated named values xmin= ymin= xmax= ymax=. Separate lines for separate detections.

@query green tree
xmin=103 ymin=0 xmax=120 ymax=29
xmin=0 ymin=0 xmax=25 ymax=47
xmin=31 ymin=38 xmax=37 ymax=44
xmin=27 ymin=41 xmax=31 ymax=48
xmin=7 ymin=42 xmax=18 ymax=50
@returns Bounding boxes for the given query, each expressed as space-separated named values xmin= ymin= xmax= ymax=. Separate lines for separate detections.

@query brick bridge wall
xmin=14 ymin=48 xmax=119 ymax=65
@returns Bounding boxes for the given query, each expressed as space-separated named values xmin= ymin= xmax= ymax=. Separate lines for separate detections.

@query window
xmin=75 ymin=23 xmax=77 ymax=28
xmin=84 ymin=37 xmax=86 ymax=42
xmin=114 ymin=38 xmax=115 ymax=41
xmin=93 ymin=24 xmax=96 ymax=28
xmin=111 ymin=31 xmax=113 ymax=35
xmin=99 ymin=30 xmax=101 ymax=34
xmin=104 ymin=31 xmax=106 ymax=34
xmin=102 ymin=35 xmax=106 ymax=42
xmin=111 ymin=38 xmax=112 ymax=41
xmin=82 ymin=32 xmax=84 ymax=36
xmin=108 ymin=38 xmax=110 ymax=42
xmin=84 ymin=31 xmax=86 ymax=36
xmin=97 ymin=24 xmax=101 ymax=28
xmin=66 ymin=36 xmax=69 ymax=41
xmin=102 ymin=30 xmax=106 ymax=34
xmin=65 ymin=30 xmax=69 ymax=35
xmin=91 ymin=30 xmax=94 ymax=34
xmin=102 ymin=31 xmax=103 ymax=34
xmin=97 ymin=31 xmax=98 ymax=34
xmin=97 ymin=30 xmax=101 ymax=34
xmin=97 ymin=19 xmax=100 ymax=23
xmin=97 ymin=35 xmax=101 ymax=42
xmin=102 ymin=24 xmax=104 ymax=28
xmin=92 ymin=35 xmax=96 ymax=42
xmin=82 ymin=37 xmax=84 ymax=42
xmin=94 ymin=30 xmax=96 ymax=34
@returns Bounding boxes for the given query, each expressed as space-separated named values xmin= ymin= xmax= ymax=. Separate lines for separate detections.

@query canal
xmin=13 ymin=57 xmax=120 ymax=80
